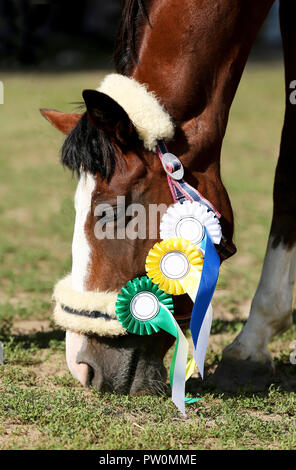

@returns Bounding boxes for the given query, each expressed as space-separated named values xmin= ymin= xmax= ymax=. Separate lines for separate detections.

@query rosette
xmin=145 ymin=238 xmax=204 ymax=299
xmin=115 ymin=276 xmax=174 ymax=336
xmin=160 ymin=201 xmax=222 ymax=249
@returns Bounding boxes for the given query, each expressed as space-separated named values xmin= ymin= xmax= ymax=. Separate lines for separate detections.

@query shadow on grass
xmin=186 ymin=365 xmax=296 ymax=400
xmin=193 ymin=310 xmax=296 ymax=397
xmin=1 ymin=328 xmax=65 ymax=350
xmin=186 ymin=355 xmax=296 ymax=399
xmin=211 ymin=318 xmax=246 ymax=335
xmin=211 ymin=309 xmax=296 ymax=336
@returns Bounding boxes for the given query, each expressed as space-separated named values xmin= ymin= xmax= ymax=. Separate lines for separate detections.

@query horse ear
xmin=82 ymin=90 xmax=133 ymax=145
xmin=40 ymin=109 xmax=82 ymax=135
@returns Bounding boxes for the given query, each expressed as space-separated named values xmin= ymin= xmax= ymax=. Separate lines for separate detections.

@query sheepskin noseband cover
xmin=53 ymin=275 xmax=126 ymax=336
xmin=53 ymin=74 xmax=175 ymax=336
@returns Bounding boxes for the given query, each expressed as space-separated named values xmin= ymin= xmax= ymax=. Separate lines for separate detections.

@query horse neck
xmin=130 ymin=0 xmax=274 ymax=170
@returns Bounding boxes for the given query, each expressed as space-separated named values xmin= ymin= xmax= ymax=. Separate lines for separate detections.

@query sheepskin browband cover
xmin=97 ymin=74 xmax=175 ymax=151
xmin=53 ymin=275 xmax=126 ymax=337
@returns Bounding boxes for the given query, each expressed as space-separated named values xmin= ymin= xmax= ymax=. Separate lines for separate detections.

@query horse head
xmin=41 ymin=82 xmax=193 ymax=396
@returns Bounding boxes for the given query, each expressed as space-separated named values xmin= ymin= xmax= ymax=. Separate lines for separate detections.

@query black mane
xmin=62 ymin=1 xmax=151 ymax=179
xmin=61 ymin=113 xmax=120 ymax=180
xmin=114 ymin=0 xmax=151 ymax=75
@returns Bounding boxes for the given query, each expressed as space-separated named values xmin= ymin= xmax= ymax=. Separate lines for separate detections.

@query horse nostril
xmin=86 ymin=364 xmax=94 ymax=386
xmin=89 ymin=365 xmax=105 ymax=391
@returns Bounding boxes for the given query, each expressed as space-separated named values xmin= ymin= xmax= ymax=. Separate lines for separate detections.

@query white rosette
xmin=160 ymin=201 xmax=222 ymax=248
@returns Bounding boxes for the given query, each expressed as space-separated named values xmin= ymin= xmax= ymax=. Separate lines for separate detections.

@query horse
xmin=41 ymin=0 xmax=296 ymax=395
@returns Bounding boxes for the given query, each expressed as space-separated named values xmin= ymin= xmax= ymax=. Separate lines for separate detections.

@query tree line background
xmin=0 ymin=0 xmax=281 ymax=70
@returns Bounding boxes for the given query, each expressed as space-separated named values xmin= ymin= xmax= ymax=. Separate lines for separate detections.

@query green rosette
xmin=116 ymin=276 xmax=174 ymax=335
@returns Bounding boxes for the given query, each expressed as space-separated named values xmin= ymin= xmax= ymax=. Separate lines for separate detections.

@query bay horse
xmin=41 ymin=0 xmax=296 ymax=394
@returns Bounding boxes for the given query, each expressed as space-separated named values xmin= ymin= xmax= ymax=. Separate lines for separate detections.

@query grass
xmin=0 ymin=60 xmax=295 ymax=450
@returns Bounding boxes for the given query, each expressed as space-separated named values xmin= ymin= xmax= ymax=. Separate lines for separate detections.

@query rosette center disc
xmin=175 ymin=216 xmax=205 ymax=244
xmin=130 ymin=292 xmax=159 ymax=321
xmin=160 ymin=251 xmax=190 ymax=280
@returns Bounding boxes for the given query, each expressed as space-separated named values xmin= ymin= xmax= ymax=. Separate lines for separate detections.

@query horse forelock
xmin=61 ymin=112 xmax=121 ymax=181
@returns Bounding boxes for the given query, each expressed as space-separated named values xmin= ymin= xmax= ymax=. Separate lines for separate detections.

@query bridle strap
xmin=61 ymin=305 xmax=113 ymax=321
xmin=156 ymin=140 xmax=237 ymax=260
xmin=156 ymin=140 xmax=221 ymax=216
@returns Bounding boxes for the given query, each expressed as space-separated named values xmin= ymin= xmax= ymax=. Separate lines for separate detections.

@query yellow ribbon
xmin=185 ymin=357 xmax=196 ymax=381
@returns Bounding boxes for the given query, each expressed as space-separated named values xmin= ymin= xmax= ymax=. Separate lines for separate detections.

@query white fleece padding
xmin=98 ymin=74 xmax=175 ymax=151
xmin=53 ymin=274 xmax=126 ymax=336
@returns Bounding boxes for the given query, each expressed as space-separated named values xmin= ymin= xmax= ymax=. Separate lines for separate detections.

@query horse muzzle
xmin=66 ymin=330 xmax=172 ymax=396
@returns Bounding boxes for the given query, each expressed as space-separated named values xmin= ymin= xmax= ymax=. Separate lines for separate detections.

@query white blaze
xmin=71 ymin=172 xmax=96 ymax=292
xmin=67 ymin=172 xmax=95 ymax=384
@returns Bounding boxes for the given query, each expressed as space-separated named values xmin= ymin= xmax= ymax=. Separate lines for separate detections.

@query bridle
xmin=156 ymin=140 xmax=236 ymax=261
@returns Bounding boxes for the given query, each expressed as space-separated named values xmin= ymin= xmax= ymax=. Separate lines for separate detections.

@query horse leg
xmin=213 ymin=0 xmax=296 ymax=391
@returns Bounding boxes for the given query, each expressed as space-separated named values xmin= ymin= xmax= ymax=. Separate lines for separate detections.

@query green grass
xmin=0 ymin=62 xmax=295 ymax=450
xmin=0 ymin=377 xmax=295 ymax=450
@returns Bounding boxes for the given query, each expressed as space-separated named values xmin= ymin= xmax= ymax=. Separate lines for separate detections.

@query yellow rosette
xmin=145 ymin=238 xmax=204 ymax=300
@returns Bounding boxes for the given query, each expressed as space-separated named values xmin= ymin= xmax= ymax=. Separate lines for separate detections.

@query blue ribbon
xmin=190 ymin=228 xmax=220 ymax=350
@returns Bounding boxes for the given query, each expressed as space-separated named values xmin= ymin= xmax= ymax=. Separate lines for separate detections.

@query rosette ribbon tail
xmin=190 ymin=228 xmax=220 ymax=378
xmin=150 ymin=305 xmax=188 ymax=416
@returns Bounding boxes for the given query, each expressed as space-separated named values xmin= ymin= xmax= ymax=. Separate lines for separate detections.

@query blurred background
xmin=0 ymin=0 xmax=120 ymax=69
xmin=0 ymin=0 xmax=282 ymax=70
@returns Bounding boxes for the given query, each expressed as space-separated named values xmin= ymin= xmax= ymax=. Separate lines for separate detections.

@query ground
xmin=0 ymin=61 xmax=295 ymax=450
